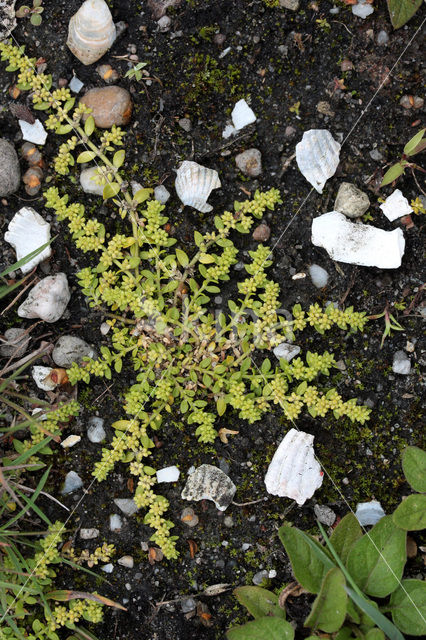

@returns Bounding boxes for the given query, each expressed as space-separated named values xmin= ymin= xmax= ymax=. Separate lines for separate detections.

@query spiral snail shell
xmin=67 ymin=0 xmax=117 ymax=66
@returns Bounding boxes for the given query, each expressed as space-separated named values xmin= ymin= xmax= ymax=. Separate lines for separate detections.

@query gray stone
xmin=355 ymin=500 xmax=385 ymax=526
xmin=235 ymin=148 xmax=262 ymax=177
xmin=224 ymin=516 xmax=234 ymax=528
xmin=0 ymin=328 xmax=30 ymax=358
xmin=101 ymin=563 xmax=113 ymax=573
xmin=110 ymin=514 xmax=122 ymax=531
xmin=0 ymin=139 xmax=20 ymax=197
xmin=80 ymin=167 xmax=104 ymax=196
xmin=279 ymin=0 xmax=299 ymax=10
xmin=157 ymin=15 xmax=171 ymax=32
xmin=181 ymin=464 xmax=236 ymax=511
xmin=52 ymin=335 xmax=95 ymax=367
xmin=61 ymin=471 xmax=83 ymax=494
xmin=273 ymin=343 xmax=301 ymax=362
xmin=314 ymin=504 xmax=336 ymax=526
xmin=392 ymin=350 xmax=411 ymax=375
xmin=309 ymin=264 xmax=329 ymax=289
xmin=369 ymin=148 xmax=383 ymax=162
xmin=252 ymin=223 xmax=270 ymax=242
xmin=118 ymin=555 xmax=134 ymax=568
xmin=114 ymin=498 xmax=139 ymax=516
xmin=87 ymin=417 xmax=106 ymax=443
xmin=178 ymin=117 xmax=192 ymax=132
xmin=377 ymin=30 xmax=389 ymax=45
xmin=154 ymin=185 xmax=171 ymax=204
xmin=180 ymin=507 xmax=199 ymax=527
xmin=80 ymin=528 xmax=99 ymax=539
xmin=181 ymin=597 xmax=197 ymax=613
xmin=253 ymin=570 xmax=269 ymax=586
xmin=334 ymin=182 xmax=370 ymax=219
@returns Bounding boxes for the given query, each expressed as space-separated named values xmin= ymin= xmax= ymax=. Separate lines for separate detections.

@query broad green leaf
xmin=227 ymin=617 xmax=294 ymax=640
xmin=389 ymin=579 xmax=426 ymax=636
xmin=30 ymin=13 xmax=42 ymax=26
xmin=103 ymin=182 xmax=121 ymax=200
xmin=77 ymin=150 xmax=96 ymax=163
xmin=393 ymin=494 xmax=426 ymax=530
xmin=404 ymin=128 xmax=425 ymax=156
xmin=113 ymin=149 xmax=125 ymax=168
xmin=304 ymin=568 xmax=347 ymax=633
xmin=134 ymin=187 xmax=153 ymax=204
xmin=329 ymin=513 xmax=362 ymax=564
xmin=199 ymin=253 xmax=215 ymax=264
xmin=347 ymin=516 xmax=406 ymax=597
xmin=365 ymin=629 xmax=385 ymax=640
xmin=335 ymin=629 xmax=356 ymax=640
xmin=387 ymin=0 xmax=423 ymax=29
xmin=84 ymin=116 xmax=95 ymax=136
xmin=216 ymin=397 xmax=227 ymax=417
xmin=278 ymin=525 xmax=330 ymax=594
xmin=402 ymin=445 xmax=426 ymax=492
xmin=233 ymin=586 xmax=286 ymax=620
xmin=194 ymin=230 xmax=203 ymax=246
xmin=380 ymin=163 xmax=405 ymax=187
xmin=175 ymin=249 xmax=189 ymax=268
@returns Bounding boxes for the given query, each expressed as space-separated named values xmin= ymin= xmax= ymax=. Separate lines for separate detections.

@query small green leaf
xmin=77 ymin=151 xmax=96 ymax=163
xmin=55 ymin=124 xmax=73 ymax=134
xmin=365 ymin=629 xmax=385 ymax=640
xmin=134 ymin=188 xmax=153 ymax=204
xmin=30 ymin=13 xmax=42 ymax=26
xmin=380 ymin=163 xmax=405 ymax=187
xmin=403 ymin=128 xmax=426 ymax=156
xmin=227 ymin=617 xmax=294 ymax=640
xmin=84 ymin=116 xmax=95 ymax=136
xmin=389 ymin=579 xmax=426 ymax=636
xmin=392 ymin=494 xmax=426 ymax=530
xmin=194 ymin=231 xmax=203 ymax=246
xmin=199 ymin=253 xmax=215 ymax=264
xmin=305 ymin=568 xmax=347 ymax=633
xmin=63 ymin=97 xmax=75 ymax=112
xmin=402 ymin=445 xmax=426 ymax=492
xmin=278 ymin=524 xmax=329 ymax=594
xmin=233 ymin=586 xmax=286 ymax=620
xmin=113 ymin=149 xmax=125 ymax=168
xmin=347 ymin=516 xmax=406 ymax=598
xmin=103 ymin=183 xmax=121 ymax=200
xmin=329 ymin=513 xmax=362 ymax=565
xmin=175 ymin=249 xmax=189 ymax=267
xmin=216 ymin=397 xmax=227 ymax=416
xmin=387 ymin=0 xmax=423 ymax=29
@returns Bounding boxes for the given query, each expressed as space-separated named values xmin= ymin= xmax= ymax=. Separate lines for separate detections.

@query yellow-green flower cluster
xmin=32 ymin=521 xmax=63 ymax=579
xmin=49 ymin=600 xmax=103 ymax=631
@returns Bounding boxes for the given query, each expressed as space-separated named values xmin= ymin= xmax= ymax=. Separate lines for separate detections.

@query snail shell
xmin=264 ymin=428 xmax=323 ymax=505
xmin=67 ymin=0 xmax=117 ymax=66
xmin=295 ymin=129 xmax=341 ymax=193
xmin=175 ymin=161 xmax=221 ymax=213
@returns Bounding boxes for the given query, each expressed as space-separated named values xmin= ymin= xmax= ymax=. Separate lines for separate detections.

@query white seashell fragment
xmin=312 ymin=211 xmax=405 ymax=269
xmin=380 ymin=189 xmax=413 ymax=222
xmin=264 ymin=428 xmax=323 ymax=505
xmin=61 ymin=435 xmax=81 ymax=448
xmin=32 ymin=366 xmax=57 ymax=391
xmin=5 ymin=207 xmax=51 ymax=273
xmin=175 ymin=161 xmax=221 ymax=213
xmin=355 ymin=500 xmax=385 ymax=526
xmin=18 ymin=273 xmax=71 ymax=323
xmin=156 ymin=466 xmax=180 ymax=483
xmin=296 ymin=129 xmax=341 ymax=193
xmin=352 ymin=1 xmax=374 ymax=19
xmin=19 ymin=119 xmax=47 ymax=145
xmin=67 ymin=0 xmax=117 ymax=66
xmin=231 ymin=99 xmax=256 ymax=130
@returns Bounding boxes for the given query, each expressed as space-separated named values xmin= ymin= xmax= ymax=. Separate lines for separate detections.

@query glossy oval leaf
xmin=227 ymin=617 xmax=294 ymax=640
xmin=365 ymin=629 xmax=385 ymax=640
xmin=380 ymin=163 xmax=405 ymax=187
xmin=304 ymin=568 xmax=347 ymax=633
xmin=278 ymin=525 xmax=331 ymax=594
xmin=84 ymin=115 xmax=95 ymax=137
xmin=113 ymin=149 xmax=125 ymax=168
xmin=134 ymin=187 xmax=153 ymax=204
xmin=387 ymin=0 xmax=423 ymax=29
xmin=402 ymin=445 xmax=426 ymax=492
xmin=389 ymin=579 xmax=426 ymax=636
xmin=393 ymin=494 xmax=426 ymax=530
xmin=103 ymin=182 xmax=121 ymax=200
xmin=329 ymin=513 xmax=362 ymax=565
xmin=233 ymin=586 xmax=286 ymax=620
xmin=175 ymin=249 xmax=189 ymax=268
xmin=77 ymin=150 xmax=96 ymax=163
xmin=347 ymin=516 xmax=406 ymax=598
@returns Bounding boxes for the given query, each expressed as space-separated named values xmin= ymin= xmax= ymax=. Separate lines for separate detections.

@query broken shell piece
xmin=67 ymin=0 xmax=117 ymax=66
xmin=32 ymin=366 xmax=58 ymax=391
xmin=5 ymin=207 xmax=51 ymax=273
xmin=61 ymin=435 xmax=81 ymax=449
xmin=295 ymin=129 xmax=341 ymax=193
xmin=19 ymin=119 xmax=47 ymax=146
xmin=355 ymin=500 xmax=385 ymax=526
xmin=156 ymin=466 xmax=180 ymax=483
xmin=264 ymin=428 xmax=323 ymax=505
xmin=181 ymin=464 xmax=236 ymax=511
xmin=312 ymin=211 xmax=405 ymax=269
xmin=18 ymin=273 xmax=71 ymax=323
xmin=380 ymin=189 xmax=413 ymax=222
xmin=231 ymin=99 xmax=256 ymax=130
xmin=175 ymin=161 xmax=221 ymax=213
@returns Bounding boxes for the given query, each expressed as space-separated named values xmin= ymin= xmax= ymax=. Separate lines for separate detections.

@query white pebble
xmin=355 ymin=500 xmax=385 ymax=526
xmin=80 ymin=167 xmax=104 ymax=195
xmin=69 ymin=76 xmax=84 ymax=93
xmin=309 ymin=264 xmax=329 ymax=288
xmin=110 ymin=514 xmax=122 ymax=531
xmin=392 ymin=350 xmax=411 ymax=375
xmin=154 ymin=185 xmax=170 ymax=204
xmin=118 ymin=555 xmax=134 ymax=568
xmin=380 ymin=189 xmax=413 ymax=222
xmin=87 ymin=417 xmax=106 ymax=443
xmin=101 ymin=563 xmax=114 ymax=573
xmin=114 ymin=498 xmax=139 ymax=516
xmin=19 ymin=119 xmax=47 ymax=145
xmin=61 ymin=435 xmax=81 ymax=449
xmin=18 ymin=273 xmax=71 ymax=323
xmin=61 ymin=471 xmax=83 ymax=495
xmin=231 ymin=99 xmax=256 ymax=130
xmin=273 ymin=343 xmax=301 ymax=362
xmin=80 ymin=528 xmax=99 ymax=539
xmin=156 ymin=465 xmax=180 ymax=483
xmin=352 ymin=2 xmax=374 ymax=19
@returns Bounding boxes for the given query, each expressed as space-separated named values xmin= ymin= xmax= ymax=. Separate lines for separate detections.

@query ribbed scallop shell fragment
xmin=264 ymin=428 xmax=323 ymax=505
xmin=295 ymin=129 xmax=341 ymax=193
xmin=67 ymin=0 xmax=116 ymax=66
xmin=4 ymin=207 xmax=51 ymax=274
xmin=175 ymin=161 xmax=221 ymax=213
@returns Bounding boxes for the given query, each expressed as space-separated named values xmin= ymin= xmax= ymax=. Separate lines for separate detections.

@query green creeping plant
xmin=0 ymin=41 xmax=371 ymax=560
xmin=228 ymin=445 xmax=426 ymax=640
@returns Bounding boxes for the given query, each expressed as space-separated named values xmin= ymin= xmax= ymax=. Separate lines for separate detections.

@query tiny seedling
xmin=15 ymin=0 xmax=44 ymax=26
xmin=380 ymin=128 xmax=426 ymax=191
xmin=368 ymin=303 xmax=404 ymax=349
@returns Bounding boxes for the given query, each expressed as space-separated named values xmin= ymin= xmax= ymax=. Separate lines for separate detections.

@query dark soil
xmin=0 ymin=1 xmax=425 ymax=639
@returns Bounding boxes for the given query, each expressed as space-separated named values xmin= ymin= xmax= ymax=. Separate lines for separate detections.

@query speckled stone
xmin=0 ymin=139 xmax=20 ymax=196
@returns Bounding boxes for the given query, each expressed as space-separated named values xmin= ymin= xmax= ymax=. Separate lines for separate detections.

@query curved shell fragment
xmin=296 ymin=129 xmax=341 ymax=193
xmin=4 ymin=207 xmax=51 ymax=273
xmin=175 ymin=161 xmax=221 ymax=213
xmin=67 ymin=0 xmax=117 ymax=66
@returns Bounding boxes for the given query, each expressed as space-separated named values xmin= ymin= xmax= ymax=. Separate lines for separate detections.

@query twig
xmin=0 ymin=272 xmax=37 ymax=316
xmin=232 ymin=497 xmax=268 ymax=507
xmin=197 ymin=132 xmax=252 ymax=160
xmin=339 ymin=268 xmax=358 ymax=306
xmin=11 ymin=482 xmax=70 ymax=511
xmin=0 ymin=341 xmax=53 ymax=378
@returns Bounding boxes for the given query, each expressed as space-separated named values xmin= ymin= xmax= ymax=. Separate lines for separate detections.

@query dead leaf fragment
xmin=278 ymin=581 xmax=308 ymax=609
xmin=218 ymin=428 xmax=239 ymax=444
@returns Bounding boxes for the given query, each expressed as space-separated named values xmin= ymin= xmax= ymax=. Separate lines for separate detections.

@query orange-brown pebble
xmin=22 ymin=166 xmax=43 ymax=195
xmin=80 ymin=86 xmax=133 ymax=129
xmin=96 ymin=64 xmax=120 ymax=84
xmin=21 ymin=142 xmax=42 ymax=166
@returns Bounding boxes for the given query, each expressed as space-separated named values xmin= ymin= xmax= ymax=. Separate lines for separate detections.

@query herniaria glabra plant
xmin=1 ymin=42 xmax=371 ymax=559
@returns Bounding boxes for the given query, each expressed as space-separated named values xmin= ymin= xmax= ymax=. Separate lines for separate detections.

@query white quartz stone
xmin=380 ymin=189 xmax=413 ymax=222
xmin=114 ymin=498 xmax=138 ymax=516
xmin=4 ymin=207 xmax=51 ymax=273
xmin=273 ymin=343 xmax=301 ymax=362
xmin=231 ymin=99 xmax=256 ymax=130
xmin=61 ymin=435 xmax=81 ymax=448
xmin=309 ymin=264 xmax=329 ymax=288
xmin=154 ymin=185 xmax=171 ymax=204
xmin=19 ymin=119 xmax=47 ymax=145
xmin=69 ymin=76 xmax=84 ymax=93
xmin=222 ymin=124 xmax=236 ymax=139
xmin=80 ymin=167 xmax=104 ymax=195
xmin=109 ymin=514 xmax=122 ymax=531
xmin=18 ymin=273 xmax=71 ymax=323
xmin=312 ymin=211 xmax=405 ymax=269
xmin=156 ymin=465 xmax=180 ymax=483
xmin=352 ymin=2 xmax=374 ymax=19
xmin=61 ymin=471 xmax=83 ymax=494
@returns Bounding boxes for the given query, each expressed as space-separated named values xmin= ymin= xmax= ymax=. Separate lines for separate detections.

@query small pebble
xmin=284 ymin=125 xmax=296 ymax=138
xmin=100 ymin=322 xmax=111 ymax=335
xmin=114 ymin=498 xmax=139 ymax=516
xmin=61 ymin=471 xmax=83 ymax=495
xmin=97 ymin=64 xmax=120 ymax=84
xmin=101 ymin=563 xmax=114 ymax=573
xmin=80 ymin=167 xmax=104 ymax=196
xmin=178 ymin=117 xmax=192 ymax=132
xmin=392 ymin=350 xmax=411 ymax=375
xmin=355 ymin=501 xmax=385 ymax=526
xmin=224 ymin=516 xmax=233 ymax=528
xmin=406 ymin=536 xmax=417 ymax=559
xmin=352 ymin=2 xmax=374 ymax=19
xmin=181 ymin=597 xmax=197 ymax=613
xmin=80 ymin=86 xmax=133 ymax=129
xmin=154 ymin=185 xmax=171 ymax=204
xmin=69 ymin=76 xmax=84 ymax=93
xmin=80 ymin=528 xmax=99 ymax=539
xmin=0 ymin=328 xmax=30 ymax=358
xmin=18 ymin=273 xmax=70 ymax=323
xmin=61 ymin=435 xmax=81 ymax=449
xmin=231 ymin=99 xmax=256 ymax=130
xmin=252 ymin=570 xmax=269 ymax=586
xmin=377 ymin=30 xmax=389 ymax=45
xmin=156 ymin=466 xmax=180 ymax=483
xmin=269 ymin=569 xmax=277 ymax=579
xmin=110 ymin=514 xmax=122 ymax=531
xmin=87 ymin=417 xmax=106 ymax=443
xmin=19 ymin=119 xmax=48 ymax=146
xmin=52 ymin=335 xmax=95 ymax=367
xmin=314 ymin=504 xmax=336 ymax=526
xmin=334 ymin=182 xmax=370 ymax=219
xmin=118 ymin=555 xmax=134 ymax=568
xmin=309 ymin=264 xmax=329 ymax=289
xmin=157 ymin=15 xmax=171 ymax=31
xmin=273 ymin=343 xmax=301 ymax=362
xmin=235 ymin=148 xmax=262 ymax=177
xmin=252 ymin=223 xmax=270 ymax=242
xmin=213 ymin=33 xmax=226 ymax=47
xmin=180 ymin=507 xmax=199 ymax=528
xmin=369 ymin=148 xmax=383 ymax=162
xmin=0 ymin=139 xmax=21 ymax=196
xmin=279 ymin=0 xmax=299 ymax=9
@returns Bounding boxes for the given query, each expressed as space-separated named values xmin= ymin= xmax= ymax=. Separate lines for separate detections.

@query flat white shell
xmin=32 ymin=366 xmax=57 ymax=391
xmin=312 ymin=211 xmax=405 ymax=269
xmin=264 ymin=428 xmax=323 ymax=505
xmin=67 ymin=0 xmax=117 ymax=66
xmin=231 ymin=99 xmax=256 ymax=130
xmin=380 ymin=189 xmax=413 ymax=222
xmin=296 ymin=129 xmax=341 ymax=193
xmin=175 ymin=161 xmax=221 ymax=213
xmin=19 ymin=119 xmax=47 ymax=145
xmin=18 ymin=273 xmax=70 ymax=323
xmin=4 ymin=207 xmax=51 ymax=273
xmin=61 ymin=435 xmax=81 ymax=448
